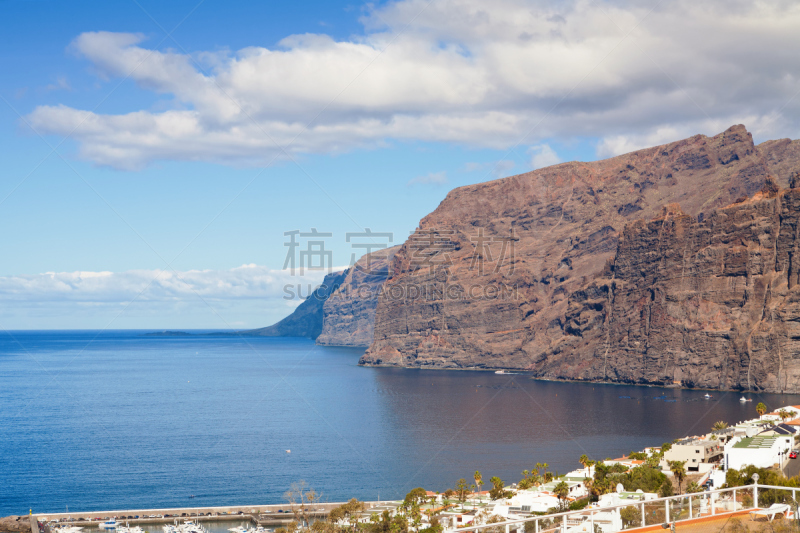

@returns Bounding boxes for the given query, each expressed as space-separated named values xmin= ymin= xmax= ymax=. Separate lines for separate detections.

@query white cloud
xmin=25 ymin=1 xmax=800 ymax=169
xmin=0 ymin=265 xmax=348 ymax=329
xmin=528 ymin=144 xmax=561 ymax=170
xmin=407 ymin=171 xmax=448 ymax=186
xmin=43 ymin=76 xmax=71 ymax=92
xmin=0 ymin=264 xmax=332 ymax=303
xmin=462 ymin=159 xmax=515 ymax=177
xmin=492 ymin=160 xmax=515 ymax=177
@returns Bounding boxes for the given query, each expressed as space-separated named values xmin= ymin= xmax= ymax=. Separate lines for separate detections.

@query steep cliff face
xmin=554 ymin=182 xmax=800 ymax=392
xmin=361 ymin=125 xmax=800 ymax=391
xmin=247 ymin=247 xmax=398 ymax=343
xmin=242 ymin=270 xmax=346 ymax=339
xmin=317 ymin=246 xmax=399 ymax=347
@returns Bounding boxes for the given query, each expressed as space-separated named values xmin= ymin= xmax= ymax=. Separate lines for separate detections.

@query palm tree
xmin=712 ymin=421 xmax=729 ymax=431
xmin=474 ymin=471 xmax=483 ymax=497
xmin=756 ymin=402 xmax=768 ymax=419
xmin=668 ymin=460 xmax=687 ymax=494
xmin=540 ymin=462 xmax=551 ymax=483
xmin=579 ymin=454 xmax=590 ymax=475
xmin=779 ymin=409 xmax=791 ymax=422
xmin=685 ymin=482 xmax=703 ymax=494
xmin=554 ymin=481 xmax=569 ymax=506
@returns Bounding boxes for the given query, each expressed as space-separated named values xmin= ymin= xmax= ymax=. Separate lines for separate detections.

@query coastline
xmin=358 ymin=362 xmax=762 ymax=395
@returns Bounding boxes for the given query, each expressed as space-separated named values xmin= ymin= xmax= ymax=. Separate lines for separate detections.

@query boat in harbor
xmin=165 ymin=520 xmax=205 ymax=533
xmin=98 ymin=520 xmax=117 ymax=530
xmin=53 ymin=527 xmax=83 ymax=533
xmin=704 ymin=393 xmax=712 ymax=399
xmin=117 ymin=525 xmax=144 ymax=533
xmin=740 ymin=397 xmax=752 ymax=402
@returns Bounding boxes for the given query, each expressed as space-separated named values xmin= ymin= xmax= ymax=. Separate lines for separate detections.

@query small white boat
xmin=740 ymin=397 xmax=752 ymax=402
xmin=117 ymin=526 xmax=144 ymax=533
xmin=495 ymin=370 xmax=506 ymax=374
xmin=98 ymin=520 xmax=117 ymax=530
xmin=54 ymin=527 xmax=83 ymax=533
xmin=704 ymin=393 xmax=712 ymax=399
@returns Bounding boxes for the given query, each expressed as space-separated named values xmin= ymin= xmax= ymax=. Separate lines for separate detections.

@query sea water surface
xmin=2 ymin=330 xmax=797 ymax=515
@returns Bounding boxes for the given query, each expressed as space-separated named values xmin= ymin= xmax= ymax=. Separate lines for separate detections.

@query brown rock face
xmin=317 ymin=246 xmax=399 ymax=347
xmin=554 ymin=184 xmax=800 ymax=391
xmin=361 ymin=125 xmax=800 ymax=391
xmin=759 ymin=138 xmax=800 ymax=188
xmin=0 ymin=516 xmax=31 ymax=533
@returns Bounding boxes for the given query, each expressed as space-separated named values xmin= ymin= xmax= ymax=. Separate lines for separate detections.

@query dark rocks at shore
xmin=0 ymin=516 xmax=31 ymax=533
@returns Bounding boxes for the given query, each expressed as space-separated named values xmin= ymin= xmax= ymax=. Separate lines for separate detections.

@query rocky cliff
xmin=360 ymin=125 xmax=800 ymax=392
xmin=555 ymin=181 xmax=800 ymax=392
xmin=249 ymin=247 xmax=397 ymax=344
xmin=243 ymin=270 xmax=346 ymax=339
xmin=317 ymin=246 xmax=399 ymax=347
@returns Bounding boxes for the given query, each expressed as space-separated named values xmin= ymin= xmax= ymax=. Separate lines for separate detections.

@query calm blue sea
xmin=2 ymin=330 xmax=796 ymax=515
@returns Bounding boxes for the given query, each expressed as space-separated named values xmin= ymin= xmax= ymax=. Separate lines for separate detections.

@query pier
xmin=33 ymin=501 xmax=400 ymax=529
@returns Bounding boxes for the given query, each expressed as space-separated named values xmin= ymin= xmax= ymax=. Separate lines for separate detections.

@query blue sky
xmin=1 ymin=0 xmax=799 ymax=329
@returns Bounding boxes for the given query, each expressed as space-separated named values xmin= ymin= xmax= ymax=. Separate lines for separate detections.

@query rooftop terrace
xmin=733 ymin=436 xmax=778 ymax=449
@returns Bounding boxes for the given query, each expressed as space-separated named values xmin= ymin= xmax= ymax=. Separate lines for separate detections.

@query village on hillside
xmin=34 ymin=403 xmax=800 ymax=533
xmin=317 ymin=403 xmax=800 ymax=533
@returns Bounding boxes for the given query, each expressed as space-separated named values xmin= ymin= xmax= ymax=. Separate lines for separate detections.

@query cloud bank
xmin=0 ymin=265 xmax=334 ymax=329
xmin=407 ymin=171 xmax=448 ymax=186
xmin=0 ymin=264 xmax=332 ymax=302
xmin=26 ymin=0 xmax=800 ymax=169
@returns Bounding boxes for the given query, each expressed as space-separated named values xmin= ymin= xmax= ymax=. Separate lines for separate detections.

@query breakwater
xmin=33 ymin=501 xmax=398 ymax=528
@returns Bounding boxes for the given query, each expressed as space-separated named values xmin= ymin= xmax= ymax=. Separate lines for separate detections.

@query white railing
xmin=447 ymin=484 xmax=800 ymax=533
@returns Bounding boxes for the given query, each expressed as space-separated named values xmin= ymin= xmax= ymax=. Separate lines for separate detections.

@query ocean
xmin=1 ymin=330 xmax=795 ymax=515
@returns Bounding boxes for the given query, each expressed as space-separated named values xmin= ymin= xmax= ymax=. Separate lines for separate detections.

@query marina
xmin=31 ymin=501 xmax=400 ymax=532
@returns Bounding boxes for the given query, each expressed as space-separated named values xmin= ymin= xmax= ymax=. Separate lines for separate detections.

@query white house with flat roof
xmin=501 ymin=476 xmax=589 ymax=514
xmin=724 ymin=434 xmax=792 ymax=470
xmin=663 ymin=437 xmax=724 ymax=471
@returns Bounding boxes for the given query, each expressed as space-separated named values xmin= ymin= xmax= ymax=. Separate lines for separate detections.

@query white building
xmin=565 ymin=510 xmax=621 ymax=533
xmin=503 ymin=492 xmax=560 ymax=513
xmin=724 ymin=434 xmax=793 ymax=470
xmin=664 ymin=438 xmax=724 ymax=471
